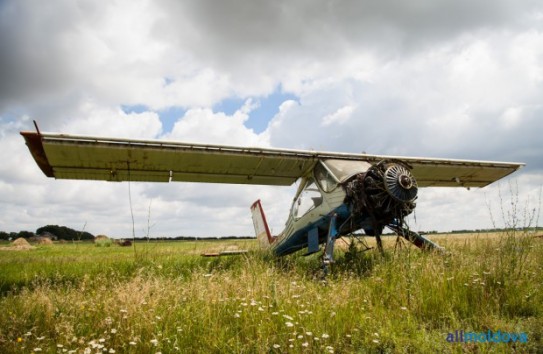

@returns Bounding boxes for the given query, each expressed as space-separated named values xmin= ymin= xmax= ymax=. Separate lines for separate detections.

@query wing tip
xmin=20 ymin=131 xmax=55 ymax=178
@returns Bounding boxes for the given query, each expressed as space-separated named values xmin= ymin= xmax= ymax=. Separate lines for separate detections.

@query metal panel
xmin=306 ymin=228 xmax=320 ymax=255
xmin=54 ymin=168 xmax=170 ymax=182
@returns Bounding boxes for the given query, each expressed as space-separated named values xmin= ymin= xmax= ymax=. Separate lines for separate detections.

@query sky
xmin=1 ymin=0 xmax=542 ymax=238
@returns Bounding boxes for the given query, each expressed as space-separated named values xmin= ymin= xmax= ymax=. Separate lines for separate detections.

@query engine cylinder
xmin=344 ymin=161 xmax=417 ymax=227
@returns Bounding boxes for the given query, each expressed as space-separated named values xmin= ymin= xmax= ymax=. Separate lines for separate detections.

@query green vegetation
xmin=0 ymin=234 xmax=541 ymax=353
xmin=36 ymin=225 xmax=95 ymax=241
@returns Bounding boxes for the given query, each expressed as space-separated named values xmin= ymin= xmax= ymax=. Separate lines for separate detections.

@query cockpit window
xmin=314 ymin=162 xmax=338 ymax=192
xmin=292 ymin=179 xmax=323 ymax=219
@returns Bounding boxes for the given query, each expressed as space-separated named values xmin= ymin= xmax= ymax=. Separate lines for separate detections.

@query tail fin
xmin=250 ymin=200 xmax=274 ymax=249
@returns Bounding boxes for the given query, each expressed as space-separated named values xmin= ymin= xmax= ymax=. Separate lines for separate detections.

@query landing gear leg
xmin=322 ymin=213 xmax=338 ymax=277
xmin=375 ymin=233 xmax=384 ymax=256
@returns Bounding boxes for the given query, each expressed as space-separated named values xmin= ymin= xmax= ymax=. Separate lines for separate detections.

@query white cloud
xmin=164 ymin=100 xmax=269 ymax=146
xmin=321 ymin=105 xmax=355 ymax=127
xmin=1 ymin=0 xmax=542 ymax=238
xmin=60 ymin=101 xmax=163 ymax=139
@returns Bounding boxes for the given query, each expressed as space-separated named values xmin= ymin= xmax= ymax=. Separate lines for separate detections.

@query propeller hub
xmin=384 ymin=164 xmax=418 ymax=202
xmin=399 ymin=174 xmax=414 ymax=189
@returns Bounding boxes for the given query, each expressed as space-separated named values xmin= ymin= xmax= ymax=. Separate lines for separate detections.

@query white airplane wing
xmin=21 ymin=132 xmax=523 ymax=188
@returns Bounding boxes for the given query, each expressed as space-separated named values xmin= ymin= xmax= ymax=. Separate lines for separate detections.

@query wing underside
xmin=21 ymin=132 xmax=523 ymax=188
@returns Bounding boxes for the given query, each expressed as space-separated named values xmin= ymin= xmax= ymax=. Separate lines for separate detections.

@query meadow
xmin=0 ymin=232 xmax=541 ymax=353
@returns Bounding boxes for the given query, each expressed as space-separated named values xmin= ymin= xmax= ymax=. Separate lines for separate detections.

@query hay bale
xmin=95 ymin=235 xmax=109 ymax=242
xmin=12 ymin=237 xmax=31 ymax=247
xmin=7 ymin=238 xmax=35 ymax=250
xmin=35 ymin=237 xmax=53 ymax=245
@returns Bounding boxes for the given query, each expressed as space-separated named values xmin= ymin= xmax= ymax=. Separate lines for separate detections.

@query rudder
xmin=250 ymin=200 xmax=274 ymax=249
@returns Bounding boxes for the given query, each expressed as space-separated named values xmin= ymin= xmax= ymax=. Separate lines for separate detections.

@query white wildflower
xmin=322 ymin=333 xmax=330 ymax=339
xmin=302 ymin=342 xmax=309 ymax=347
xmin=285 ymin=322 xmax=294 ymax=327
xmin=272 ymin=344 xmax=280 ymax=349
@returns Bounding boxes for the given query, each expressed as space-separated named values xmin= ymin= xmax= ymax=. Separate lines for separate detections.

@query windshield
xmin=321 ymin=159 xmax=372 ymax=183
xmin=291 ymin=179 xmax=323 ymax=219
xmin=314 ymin=162 xmax=338 ymax=192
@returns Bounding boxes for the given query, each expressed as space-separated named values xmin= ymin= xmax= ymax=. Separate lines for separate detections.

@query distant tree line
xmin=37 ymin=225 xmax=95 ymax=240
xmin=0 ymin=231 xmax=34 ymax=240
xmin=128 ymin=235 xmax=255 ymax=241
xmin=0 ymin=225 xmax=94 ymax=241
xmin=1 ymin=226 xmax=540 ymax=242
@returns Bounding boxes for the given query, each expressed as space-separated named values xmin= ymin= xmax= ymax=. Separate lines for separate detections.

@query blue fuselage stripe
xmin=271 ymin=204 xmax=352 ymax=256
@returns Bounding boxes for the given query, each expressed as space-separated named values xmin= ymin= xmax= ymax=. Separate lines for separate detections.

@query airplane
xmin=21 ymin=126 xmax=523 ymax=269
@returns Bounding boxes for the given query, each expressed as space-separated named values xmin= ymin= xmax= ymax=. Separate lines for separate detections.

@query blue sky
xmin=213 ymin=89 xmax=298 ymax=134
xmin=122 ymin=89 xmax=297 ymax=135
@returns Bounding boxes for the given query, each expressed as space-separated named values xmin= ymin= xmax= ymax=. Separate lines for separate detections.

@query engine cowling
xmin=344 ymin=161 xmax=417 ymax=231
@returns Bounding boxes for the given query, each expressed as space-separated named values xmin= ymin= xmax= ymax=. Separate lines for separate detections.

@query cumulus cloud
xmin=1 ymin=0 xmax=542 ymax=236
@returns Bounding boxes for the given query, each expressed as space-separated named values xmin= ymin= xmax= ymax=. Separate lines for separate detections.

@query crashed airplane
xmin=21 ymin=128 xmax=523 ymax=266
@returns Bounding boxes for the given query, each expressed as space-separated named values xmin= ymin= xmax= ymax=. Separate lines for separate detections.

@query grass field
xmin=0 ymin=232 xmax=541 ymax=353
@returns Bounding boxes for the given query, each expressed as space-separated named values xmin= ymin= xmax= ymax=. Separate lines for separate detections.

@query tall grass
xmin=0 ymin=234 xmax=541 ymax=353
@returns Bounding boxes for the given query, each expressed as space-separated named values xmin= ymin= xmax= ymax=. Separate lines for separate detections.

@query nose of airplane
xmin=383 ymin=163 xmax=418 ymax=202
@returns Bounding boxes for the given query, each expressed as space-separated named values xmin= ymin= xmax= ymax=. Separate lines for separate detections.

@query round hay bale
xmin=95 ymin=235 xmax=109 ymax=241
xmin=12 ymin=237 xmax=31 ymax=247
xmin=8 ymin=237 xmax=35 ymax=250
xmin=35 ymin=237 xmax=54 ymax=245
